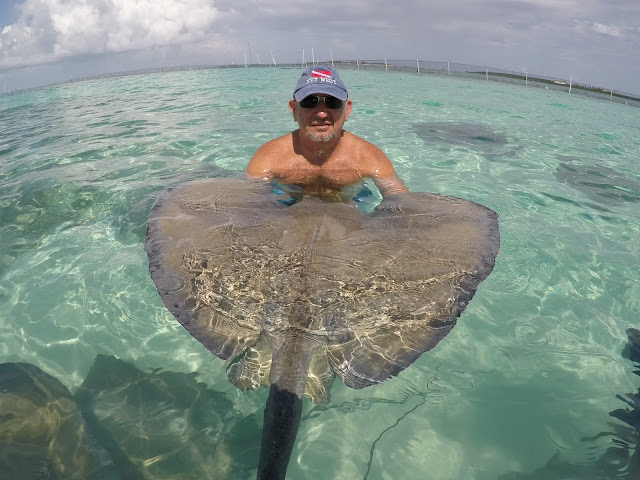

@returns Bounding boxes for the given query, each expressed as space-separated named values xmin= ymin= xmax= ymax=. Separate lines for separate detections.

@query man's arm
xmin=246 ymin=142 xmax=275 ymax=180
xmin=372 ymin=172 xmax=409 ymax=197
xmin=359 ymin=141 xmax=408 ymax=197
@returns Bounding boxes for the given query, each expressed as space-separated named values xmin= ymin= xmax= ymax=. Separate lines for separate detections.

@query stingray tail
xmin=257 ymin=384 xmax=303 ymax=480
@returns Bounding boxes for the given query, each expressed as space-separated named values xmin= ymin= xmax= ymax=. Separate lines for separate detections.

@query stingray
xmin=411 ymin=121 xmax=520 ymax=159
xmin=145 ymin=177 xmax=500 ymax=479
xmin=0 ymin=362 xmax=119 ymax=479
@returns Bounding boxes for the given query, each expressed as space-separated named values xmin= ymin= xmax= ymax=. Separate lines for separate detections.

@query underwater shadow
xmin=555 ymin=156 xmax=640 ymax=206
xmin=0 ymin=355 xmax=261 ymax=480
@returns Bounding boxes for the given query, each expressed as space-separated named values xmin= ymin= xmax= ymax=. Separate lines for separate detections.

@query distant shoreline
xmin=476 ymin=70 xmax=639 ymax=103
xmin=2 ymin=60 xmax=639 ymax=106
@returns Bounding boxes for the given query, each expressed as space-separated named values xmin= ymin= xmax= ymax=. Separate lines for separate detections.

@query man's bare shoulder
xmin=339 ymin=132 xmax=408 ymax=195
xmin=255 ymin=132 xmax=294 ymax=155
xmin=246 ymin=132 xmax=294 ymax=178
xmin=341 ymin=132 xmax=396 ymax=176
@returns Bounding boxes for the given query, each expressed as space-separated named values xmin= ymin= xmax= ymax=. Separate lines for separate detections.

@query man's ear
xmin=288 ymin=99 xmax=296 ymax=118
xmin=344 ymin=99 xmax=353 ymax=121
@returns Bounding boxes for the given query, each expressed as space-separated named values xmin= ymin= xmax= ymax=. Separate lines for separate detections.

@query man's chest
xmin=276 ymin=154 xmax=365 ymax=186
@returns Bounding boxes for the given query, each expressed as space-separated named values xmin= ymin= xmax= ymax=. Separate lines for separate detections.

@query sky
xmin=0 ymin=0 xmax=639 ymax=95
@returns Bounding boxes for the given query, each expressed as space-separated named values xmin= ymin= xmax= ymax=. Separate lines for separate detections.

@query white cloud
xmin=1 ymin=0 xmax=639 ymax=94
xmin=0 ymin=0 xmax=219 ymax=68
xmin=573 ymin=19 xmax=639 ymax=39
xmin=591 ymin=22 xmax=623 ymax=37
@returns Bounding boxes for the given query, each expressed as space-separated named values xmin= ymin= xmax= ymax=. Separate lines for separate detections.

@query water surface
xmin=1 ymin=66 xmax=639 ymax=479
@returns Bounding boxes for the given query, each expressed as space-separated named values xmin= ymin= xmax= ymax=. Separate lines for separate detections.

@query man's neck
xmin=293 ymin=130 xmax=342 ymax=166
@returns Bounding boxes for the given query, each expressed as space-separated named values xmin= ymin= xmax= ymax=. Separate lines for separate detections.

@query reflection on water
xmin=499 ymin=329 xmax=640 ymax=479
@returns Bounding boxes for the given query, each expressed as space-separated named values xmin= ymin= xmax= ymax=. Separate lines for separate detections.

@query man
xmin=246 ymin=66 xmax=408 ymax=203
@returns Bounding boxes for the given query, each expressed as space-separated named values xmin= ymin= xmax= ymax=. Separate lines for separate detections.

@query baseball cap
xmin=293 ymin=66 xmax=348 ymax=102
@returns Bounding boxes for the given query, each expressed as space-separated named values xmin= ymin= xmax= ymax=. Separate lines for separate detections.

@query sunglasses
xmin=298 ymin=95 xmax=344 ymax=109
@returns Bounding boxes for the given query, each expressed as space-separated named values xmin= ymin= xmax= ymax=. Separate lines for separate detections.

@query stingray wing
xmin=145 ymin=178 xmax=290 ymax=360
xmin=320 ymin=192 xmax=500 ymax=388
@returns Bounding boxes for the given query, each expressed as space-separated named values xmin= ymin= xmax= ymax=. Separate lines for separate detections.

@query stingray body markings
xmin=145 ymin=178 xmax=500 ymax=479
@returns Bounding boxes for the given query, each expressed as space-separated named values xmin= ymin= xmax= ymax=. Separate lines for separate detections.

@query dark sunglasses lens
xmin=299 ymin=96 xmax=319 ymax=108
xmin=299 ymin=96 xmax=343 ymax=109
xmin=324 ymin=97 xmax=343 ymax=109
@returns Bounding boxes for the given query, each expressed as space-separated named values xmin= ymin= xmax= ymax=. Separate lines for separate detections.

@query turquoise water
xmin=1 ymin=67 xmax=640 ymax=479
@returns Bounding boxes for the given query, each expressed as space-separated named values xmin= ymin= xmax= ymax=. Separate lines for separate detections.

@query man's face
xmin=289 ymin=95 xmax=352 ymax=143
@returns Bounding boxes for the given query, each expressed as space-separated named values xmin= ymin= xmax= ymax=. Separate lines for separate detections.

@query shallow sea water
xmin=1 ymin=67 xmax=640 ymax=479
